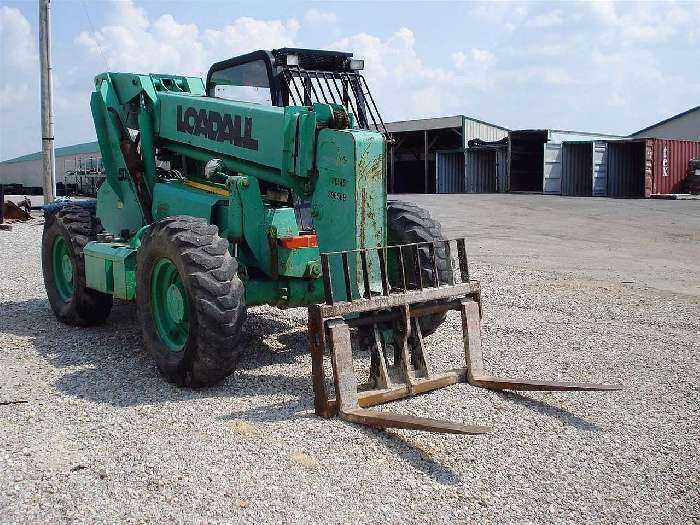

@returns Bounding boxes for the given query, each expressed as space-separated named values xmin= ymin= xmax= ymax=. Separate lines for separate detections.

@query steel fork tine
xmin=460 ymin=298 xmax=623 ymax=392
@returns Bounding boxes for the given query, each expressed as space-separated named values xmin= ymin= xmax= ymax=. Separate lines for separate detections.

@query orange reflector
xmin=278 ymin=234 xmax=318 ymax=249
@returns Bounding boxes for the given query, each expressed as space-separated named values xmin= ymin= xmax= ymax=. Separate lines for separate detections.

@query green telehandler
xmin=42 ymin=48 xmax=620 ymax=434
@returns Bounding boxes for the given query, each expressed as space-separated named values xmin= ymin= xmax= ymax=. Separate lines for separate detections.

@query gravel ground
xmin=1 ymin=196 xmax=698 ymax=524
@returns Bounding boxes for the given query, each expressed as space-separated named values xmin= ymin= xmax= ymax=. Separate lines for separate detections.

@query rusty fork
xmin=308 ymin=238 xmax=622 ymax=435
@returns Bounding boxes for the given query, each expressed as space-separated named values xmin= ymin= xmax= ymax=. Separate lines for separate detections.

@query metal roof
xmin=548 ymin=128 xmax=625 ymax=139
xmin=509 ymin=128 xmax=625 ymax=143
xmin=630 ymin=106 xmax=700 ymax=137
xmin=1 ymin=141 xmax=100 ymax=164
xmin=384 ymin=115 xmax=509 ymax=133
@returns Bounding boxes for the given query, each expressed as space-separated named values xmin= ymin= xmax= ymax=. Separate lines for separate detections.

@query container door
xmin=592 ymin=141 xmax=608 ymax=196
xmin=465 ymin=149 xmax=498 ymax=193
xmin=496 ymin=148 xmax=508 ymax=193
xmin=435 ymin=151 xmax=464 ymax=193
xmin=543 ymin=142 xmax=562 ymax=195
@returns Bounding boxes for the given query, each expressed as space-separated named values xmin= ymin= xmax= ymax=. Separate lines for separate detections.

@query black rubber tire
xmin=387 ymin=200 xmax=451 ymax=336
xmin=136 ymin=216 xmax=247 ymax=387
xmin=41 ymin=204 xmax=113 ymax=326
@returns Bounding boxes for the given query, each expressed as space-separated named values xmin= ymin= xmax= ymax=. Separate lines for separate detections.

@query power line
xmin=80 ymin=0 xmax=108 ymax=68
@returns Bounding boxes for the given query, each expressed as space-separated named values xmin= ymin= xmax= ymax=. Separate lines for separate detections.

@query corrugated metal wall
xmin=435 ymin=147 xmax=508 ymax=193
xmin=592 ymin=141 xmax=608 ymax=196
xmin=543 ymin=143 xmax=563 ymax=195
xmin=465 ymin=149 xmax=497 ymax=192
xmin=496 ymin=148 xmax=508 ymax=193
xmin=649 ymin=139 xmax=700 ymax=195
xmin=435 ymin=151 xmax=464 ymax=193
xmin=463 ymin=119 xmax=509 ymax=145
xmin=561 ymin=142 xmax=593 ymax=196
xmin=607 ymin=141 xmax=646 ymax=198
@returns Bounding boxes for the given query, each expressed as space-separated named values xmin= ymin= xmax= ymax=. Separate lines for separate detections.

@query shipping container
xmin=464 ymin=146 xmax=508 ymax=193
xmin=606 ymin=140 xmax=646 ymax=198
xmin=648 ymin=139 xmax=700 ymax=195
xmin=435 ymin=150 xmax=464 ymax=193
xmin=508 ymin=129 xmax=623 ymax=195
xmin=558 ymin=141 xmax=608 ymax=196
xmin=560 ymin=142 xmax=591 ymax=196
xmin=606 ymin=138 xmax=700 ymax=197
xmin=544 ymin=141 xmax=608 ymax=197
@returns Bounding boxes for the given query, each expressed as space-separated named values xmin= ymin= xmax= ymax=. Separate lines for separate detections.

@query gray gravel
xmin=1 ymin=195 xmax=698 ymax=524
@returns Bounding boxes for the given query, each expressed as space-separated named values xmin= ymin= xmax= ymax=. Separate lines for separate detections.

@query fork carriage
xmin=308 ymin=239 xmax=621 ymax=434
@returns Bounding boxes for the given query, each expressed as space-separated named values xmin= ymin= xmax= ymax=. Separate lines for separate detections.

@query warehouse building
xmin=0 ymin=141 xmax=102 ymax=196
xmin=386 ymin=115 xmax=509 ymax=193
xmin=630 ymin=106 xmax=700 ymax=141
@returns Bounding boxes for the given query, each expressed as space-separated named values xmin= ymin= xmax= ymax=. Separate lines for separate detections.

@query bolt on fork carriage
xmin=308 ymin=238 xmax=622 ymax=435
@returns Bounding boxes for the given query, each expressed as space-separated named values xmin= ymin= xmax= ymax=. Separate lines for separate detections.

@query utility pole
xmin=39 ymin=0 xmax=56 ymax=203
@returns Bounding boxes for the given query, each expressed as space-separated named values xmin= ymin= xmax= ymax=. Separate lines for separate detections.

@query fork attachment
xmin=307 ymin=238 xmax=622 ymax=435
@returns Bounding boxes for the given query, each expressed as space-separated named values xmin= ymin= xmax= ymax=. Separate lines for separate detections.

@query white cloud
xmin=523 ymin=66 xmax=572 ymax=85
xmin=0 ymin=6 xmax=38 ymax=70
xmin=471 ymin=2 xmax=529 ymax=32
xmin=589 ymin=0 xmax=699 ymax=43
xmin=330 ymin=28 xmax=462 ymax=119
xmin=77 ymin=1 xmax=299 ymax=78
xmin=470 ymin=48 xmax=495 ymax=66
xmin=203 ymin=17 xmax=299 ymax=65
xmin=526 ymin=10 xmax=564 ymax=28
xmin=304 ymin=8 xmax=337 ymax=26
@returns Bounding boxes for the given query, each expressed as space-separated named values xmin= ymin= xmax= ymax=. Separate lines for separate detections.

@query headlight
xmin=348 ymin=59 xmax=364 ymax=71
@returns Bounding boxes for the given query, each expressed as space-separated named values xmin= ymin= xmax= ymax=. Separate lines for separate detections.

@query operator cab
xmin=206 ymin=48 xmax=387 ymax=135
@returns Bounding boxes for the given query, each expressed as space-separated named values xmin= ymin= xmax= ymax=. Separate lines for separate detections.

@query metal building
xmin=385 ymin=115 xmax=509 ymax=193
xmin=630 ymin=106 xmax=700 ymax=141
xmin=0 ymin=141 xmax=102 ymax=195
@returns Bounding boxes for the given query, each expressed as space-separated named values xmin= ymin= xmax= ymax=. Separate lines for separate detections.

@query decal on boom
xmin=176 ymin=105 xmax=259 ymax=151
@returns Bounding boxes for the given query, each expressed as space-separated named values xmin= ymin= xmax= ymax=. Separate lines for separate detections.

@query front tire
xmin=387 ymin=200 xmax=451 ymax=337
xmin=136 ymin=216 xmax=247 ymax=387
xmin=41 ymin=204 xmax=113 ymax=326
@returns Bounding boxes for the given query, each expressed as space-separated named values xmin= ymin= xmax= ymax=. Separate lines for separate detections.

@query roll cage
xmin=206 ymin=48 xmax=389 ymax=136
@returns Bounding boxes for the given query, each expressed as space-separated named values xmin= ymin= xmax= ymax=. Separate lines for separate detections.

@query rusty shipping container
xmin=606 ymin=138 xmax=700 ymax=197
xmin=647 ymin=139 xmax=700 ymax=196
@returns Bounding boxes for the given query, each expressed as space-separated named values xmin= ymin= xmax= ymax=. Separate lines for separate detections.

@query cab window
xmin=209 ymin=60 xmax=272 ymax=106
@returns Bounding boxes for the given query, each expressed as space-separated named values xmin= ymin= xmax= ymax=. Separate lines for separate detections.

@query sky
xmin=1 ymin=0 xmax=699 ymax=161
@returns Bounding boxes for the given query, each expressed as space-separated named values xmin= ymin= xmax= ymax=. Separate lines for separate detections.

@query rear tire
xmin=41 ymin=204 xmax=113 ymax=326
xmin=387 ymin=200 xmax=451 ymax=337
xmin=136 ymin=216 xmax=247 ymax=387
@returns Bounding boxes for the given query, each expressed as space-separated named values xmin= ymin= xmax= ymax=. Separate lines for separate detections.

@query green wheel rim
xmin=52 ymin=236 xmax=74 ymax=302
xmin=151 ymin=258 xmax=189 ymax=351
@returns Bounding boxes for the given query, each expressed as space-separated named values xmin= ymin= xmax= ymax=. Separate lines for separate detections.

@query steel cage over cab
xmin=206 ymin=48 xmax=390 ymax=136
xmin=308 ymin=238 xmax=622 ymax=435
